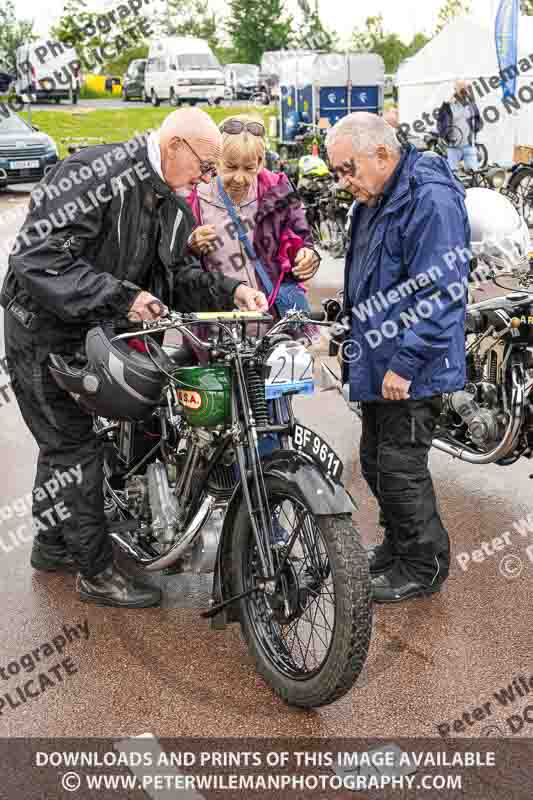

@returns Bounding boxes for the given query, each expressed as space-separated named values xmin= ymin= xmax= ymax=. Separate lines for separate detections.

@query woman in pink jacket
xmin=186 ymin=113 xmax=321 ymax=336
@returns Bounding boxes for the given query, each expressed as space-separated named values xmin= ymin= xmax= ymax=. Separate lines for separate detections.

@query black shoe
xmin=367 ymin=543 xmax=396 ymax=576
xmin=30 ymin=541 xmax=78 ymax=573
xmin=77 ymin=564 xmax=161 ymax=608
xmin=371 ymin=572 xmax=443 ymax=604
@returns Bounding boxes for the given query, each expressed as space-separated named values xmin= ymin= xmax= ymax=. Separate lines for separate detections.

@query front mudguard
xmin=209 ymin=449 xmax=357 ymax=627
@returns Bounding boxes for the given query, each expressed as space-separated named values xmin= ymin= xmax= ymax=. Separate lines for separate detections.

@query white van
xmin=144 ymin=37 xmax=225 ymax=107
xmin=15 ymin=39 xmax=80 ymax=104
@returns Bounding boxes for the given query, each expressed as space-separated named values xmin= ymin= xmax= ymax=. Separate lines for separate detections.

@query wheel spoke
xmin=243 ymin=491 xmax=339 ymax=678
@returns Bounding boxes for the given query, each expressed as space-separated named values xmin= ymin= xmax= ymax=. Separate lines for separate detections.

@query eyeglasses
xmin=220 ymin=120 xmax=265 ymax=138
xmin=182 ymin=139 xmax=217 ymax=177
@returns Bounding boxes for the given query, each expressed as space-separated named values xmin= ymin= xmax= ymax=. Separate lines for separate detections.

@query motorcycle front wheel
xmin=231 ymin=475 xmax=372 ymax=708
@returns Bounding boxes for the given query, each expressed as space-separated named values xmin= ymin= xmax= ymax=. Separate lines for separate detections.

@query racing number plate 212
xmin=292 ymin=424 xmax=344 ymax=484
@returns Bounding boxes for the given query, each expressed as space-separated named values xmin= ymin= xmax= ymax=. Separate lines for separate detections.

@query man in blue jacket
xmin=326 ymin=112 xmax=470 ymax=603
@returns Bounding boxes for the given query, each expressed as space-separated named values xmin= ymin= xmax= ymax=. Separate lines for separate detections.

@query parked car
xmin=15 ymin=39 xmax=80 ymax=104
xmin=224 ymin=63 xmax=259 ymax=100
xmin=0 ymin=111 xmax=58 ymax=188
xmin=122 ymin=59 xmax=146 ymax=101
xmin=144 ymin=37 xmax=225 ymax=107
xmin=0 ymin=72 xmax=14 ymax=94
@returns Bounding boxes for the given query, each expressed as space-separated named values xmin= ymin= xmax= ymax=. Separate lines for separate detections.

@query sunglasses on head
xmin=220 ymin=119 xmax=265 ymax=137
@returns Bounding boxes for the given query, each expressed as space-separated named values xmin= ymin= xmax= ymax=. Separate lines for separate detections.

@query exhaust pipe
xmin=321 ymin=362 xmax=525 ymax=465
xmin=109 ymin=494 xmax=214 ymax=572
xmin=432 ymin=364 xmax=524 ymax=464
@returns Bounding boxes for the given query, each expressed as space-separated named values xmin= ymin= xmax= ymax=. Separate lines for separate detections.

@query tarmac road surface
xmin=0 ymin=185 xmax=532 ymax=749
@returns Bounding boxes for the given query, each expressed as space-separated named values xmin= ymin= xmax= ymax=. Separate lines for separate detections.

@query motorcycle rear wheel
xmin=508 ymin=166 xmax=533 ymax=228
xmin=231 ymin=475 xmax=372 ymax=707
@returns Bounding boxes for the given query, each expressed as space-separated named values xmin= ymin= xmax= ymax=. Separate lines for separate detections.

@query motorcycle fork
xmin=232 ymin=355 xmax=276 ymax=581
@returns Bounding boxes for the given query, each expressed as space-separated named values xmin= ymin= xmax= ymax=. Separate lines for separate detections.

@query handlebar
xmin=113 ymin=306 xmax=344 ymax=353
xmin=307 ymin=310 xmax=328 ymax=322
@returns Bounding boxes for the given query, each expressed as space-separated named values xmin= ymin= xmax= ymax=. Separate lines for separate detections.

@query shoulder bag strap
xmin=215 ymin=176 xmax=274 ymax=296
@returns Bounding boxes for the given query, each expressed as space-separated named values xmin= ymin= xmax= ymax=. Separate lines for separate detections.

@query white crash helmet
xmin=465 ymin=188 xmax=530 ymax=274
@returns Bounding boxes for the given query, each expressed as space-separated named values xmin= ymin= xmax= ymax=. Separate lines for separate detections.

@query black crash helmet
xmin=48 ymin=326 xmax=166 ymax=421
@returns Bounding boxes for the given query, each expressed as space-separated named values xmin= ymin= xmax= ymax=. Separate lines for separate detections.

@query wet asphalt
xmin=0 ymin=184 xmax=532 ymax=747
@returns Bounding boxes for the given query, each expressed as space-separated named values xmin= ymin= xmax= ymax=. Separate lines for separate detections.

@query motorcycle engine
xmin=446 ymin=390 xmax=506 ymax=449
xmin=444 ymin=326 xmax=509 ymax=450
xmin=124 ymin=462 xmax=181 ymax=547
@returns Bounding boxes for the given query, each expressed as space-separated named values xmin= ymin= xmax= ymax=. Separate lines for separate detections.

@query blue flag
xmin=495 ymin=0 xmax=520 ymax=99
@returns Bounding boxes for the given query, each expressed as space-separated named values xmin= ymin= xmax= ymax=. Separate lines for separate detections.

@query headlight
xmin=44 ymin=141 xmax=58 ymax=156
xmin=489 ymin=169 xmax=506 ymax=190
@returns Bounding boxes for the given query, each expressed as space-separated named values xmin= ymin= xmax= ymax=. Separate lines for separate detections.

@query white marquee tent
xmin=396 ymin=15 xmax=533 ymax=165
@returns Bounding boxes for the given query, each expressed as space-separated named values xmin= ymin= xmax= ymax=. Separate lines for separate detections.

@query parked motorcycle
xmin=403 ymin=129 xmax=529 ymax=223
xmin=297 ymin=155 xmax=351 ymax=258
xmin=507 ymin=163 xmax=533 ymax=229
xmin=421 ymin=129 xmax=489 ymax=170
xmin=318 ymin=252 xmax=533 ymax=470
xmin=76 ymin=309 xmax=371 ymax=708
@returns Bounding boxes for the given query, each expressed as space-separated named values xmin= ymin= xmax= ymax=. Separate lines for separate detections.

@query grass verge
xmin=15 ymin=104 xmax=276 ymax=158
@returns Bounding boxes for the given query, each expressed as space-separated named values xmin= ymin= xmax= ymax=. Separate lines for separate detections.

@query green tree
xmin=101 ymin=44 xmax=148 ymax=76
xmin=435 ymin=0 xmax=472 ymax=34
xmin=0 ymin=0 xmax=35 ymax=73
xmin=406 ymin=32 xmax=432 ymax=58
xmin=521 ymin=0 xmax=533 ymax=13
xmin=52 ymin=0 xmax=153 ymax=76
xmin=51 ymin=0 xmax=105 ymax=52
xmin=351 ymin=15 xmax=409 ymax=74
xmin=226 ymin=0 xmax=293 ymax=65
xmin=161 ymin=0 xmax=220 ymax=54
xmin=294 ymin=0 xmax=338 ymax=51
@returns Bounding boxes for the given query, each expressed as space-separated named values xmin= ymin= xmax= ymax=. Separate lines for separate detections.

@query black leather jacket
xmin=1 ymin=137 xmax=241 ymax=344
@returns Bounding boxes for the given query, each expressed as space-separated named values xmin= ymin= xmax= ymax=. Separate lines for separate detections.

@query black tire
xmin=508 ymin=166 xmax=533 ymax=228
xmin=231 ymin=475 xmax=372 ymax=708
xmin=169 ymin=88 xmax=179 ymax=107
xmin=476 ymin=143 xmax=488 ymax=169
xmin=122 ymin=89 xmax=129 ymax=102
xmin=54 ymin=97 xmax=61 ymax=104
xmin=72 ymin=91 xmax=78 ymax=106
xmin=151 ymin=90 xmax=160 ymax=107
xmin=143 ymin=92 xmax=150 ymax=103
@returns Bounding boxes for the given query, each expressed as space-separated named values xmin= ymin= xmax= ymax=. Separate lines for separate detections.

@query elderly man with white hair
xmin=1 ymin=107 xmax=267 ymax=608
xmin=326 ymin=112 xmax=470 ymax=603
xmin=437 ymin=79 xmax=482 ymax=170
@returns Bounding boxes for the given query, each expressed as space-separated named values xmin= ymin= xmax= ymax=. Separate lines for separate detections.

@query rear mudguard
xmin=209 ymin=449 xmax=357 ymax=627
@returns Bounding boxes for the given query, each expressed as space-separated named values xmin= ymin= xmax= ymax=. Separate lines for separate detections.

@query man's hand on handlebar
xmin=233 ymin=285 xmax=269 ymax=312
xmin=128 ymin=291 xmax=168 ymax=322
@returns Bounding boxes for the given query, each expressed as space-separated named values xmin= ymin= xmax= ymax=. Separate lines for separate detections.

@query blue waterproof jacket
xmin=343 ymin=146 xmax=471 ymax=402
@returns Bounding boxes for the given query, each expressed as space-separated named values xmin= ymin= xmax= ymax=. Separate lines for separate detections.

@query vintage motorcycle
xmin=297 ymin=155 xmax=352 ymax=258
xmin=320 ymin=256 xmax=533 ymax=471
xmin=54 ymin=309 xmax=372 ymax=708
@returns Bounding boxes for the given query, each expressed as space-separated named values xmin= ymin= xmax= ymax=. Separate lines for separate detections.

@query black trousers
xmin=359 ymin=397 xmax=450 ymax=586
xmin=4 ymin=313 xmax=113 ymax=578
